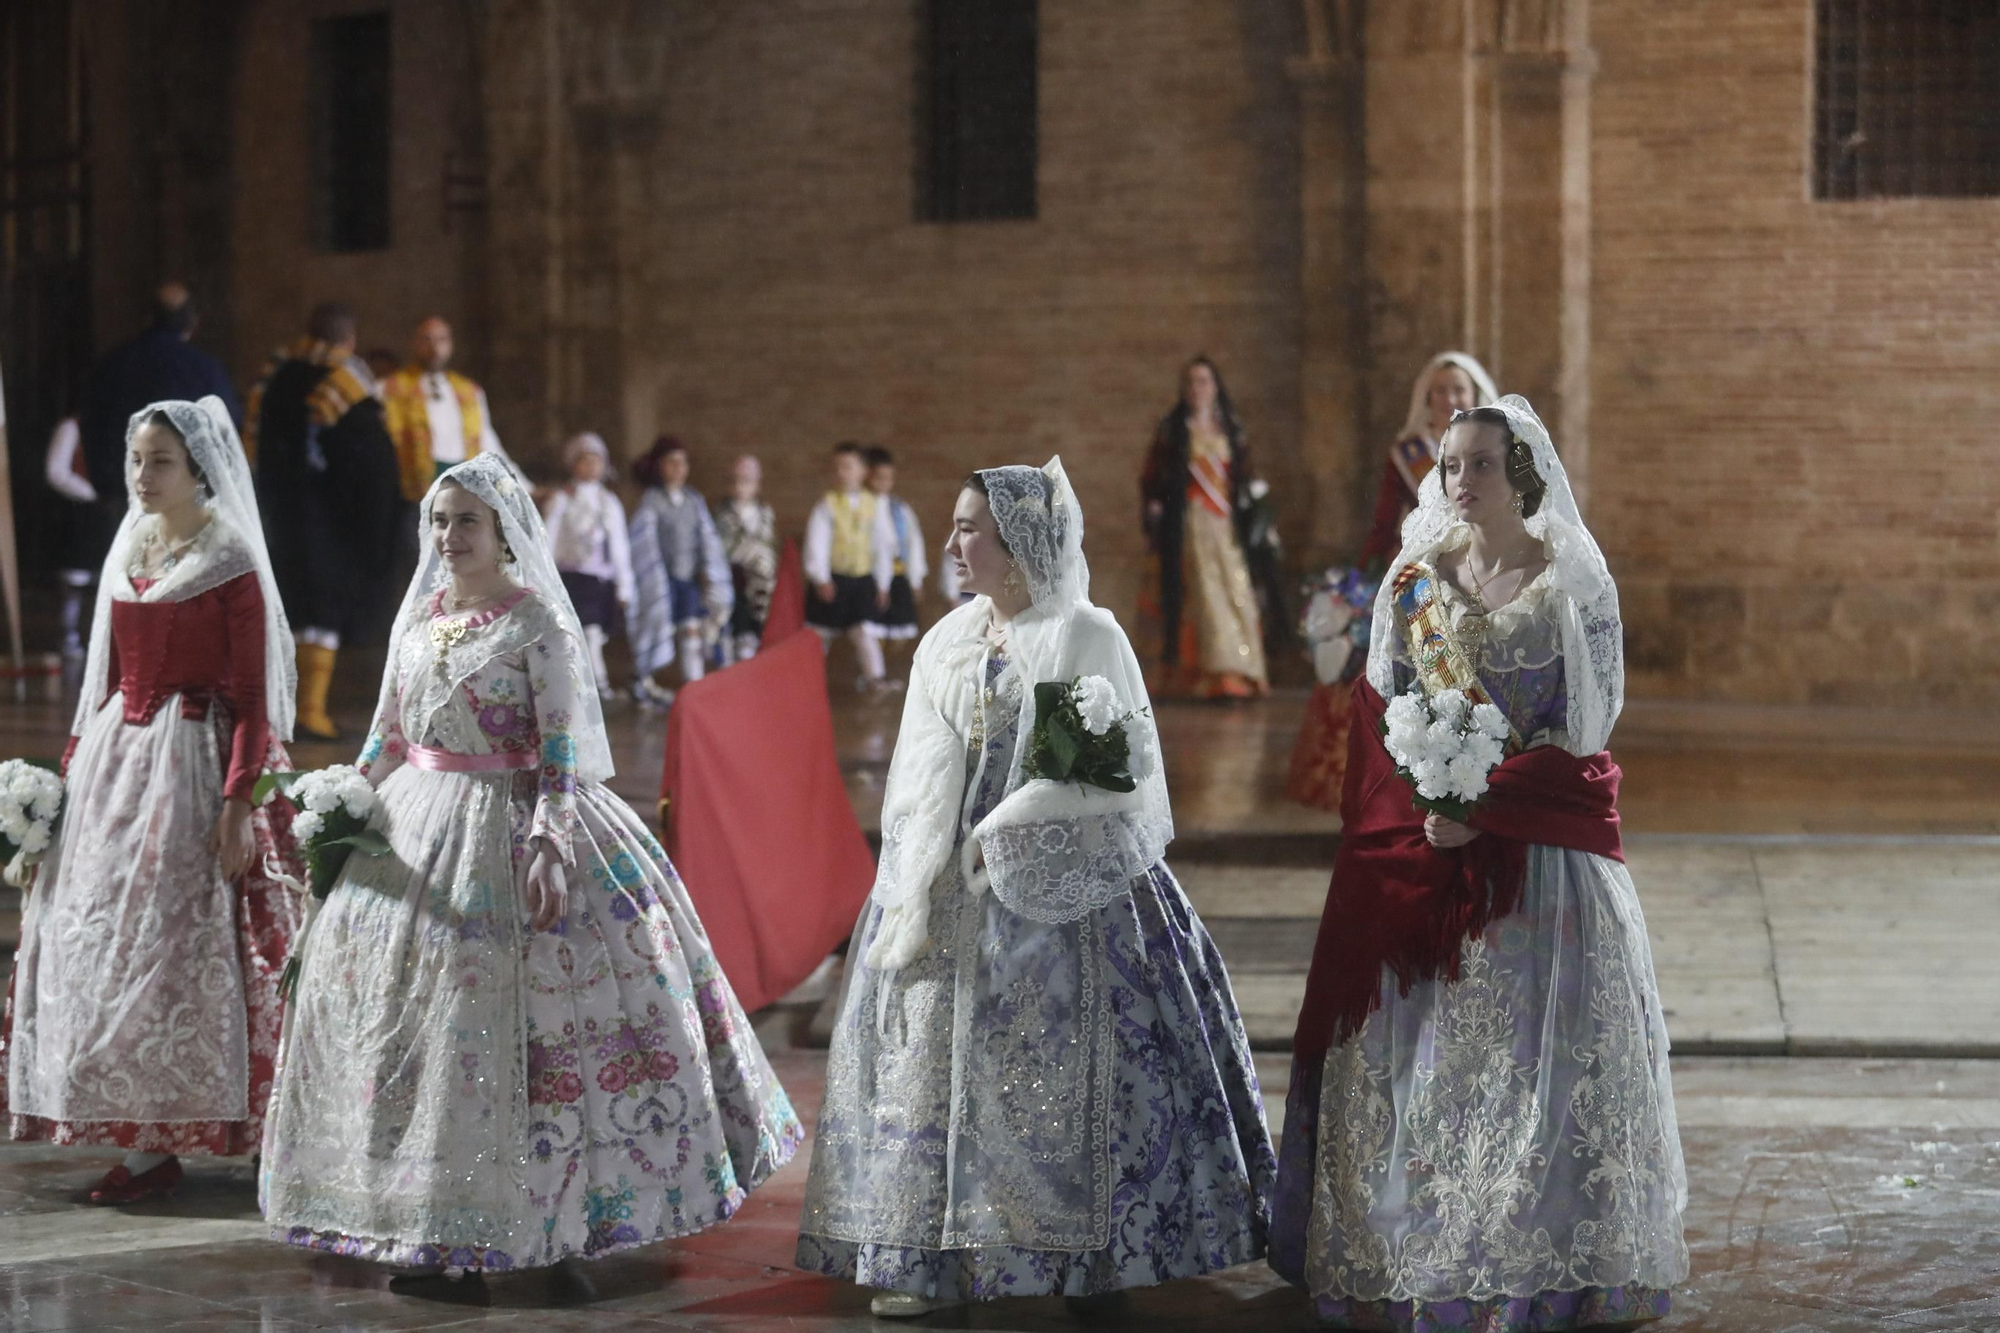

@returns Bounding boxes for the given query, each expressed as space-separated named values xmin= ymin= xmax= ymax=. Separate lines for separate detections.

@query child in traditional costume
xmin=2 ymin=397 xmax=302 ymax=1204
xmin=541 ymin=432 xmax=633 ymax=698
xmin=863 ymin=446 xmax=926 ymax=647
xmin=714 ymin=454 xmax=779 ymax=664
xmin=628 ymin=436 xmax=732 ymax=707
xmin=259 ymin=453 xmax=801 ymax=1285
xmin=804 ymin=442 xmax=896 ymax=692
xmin=797 ymin=459 xmax=1274 ymax=1316
xmin=1270 ymin=397 xmax=1687 ymax=1330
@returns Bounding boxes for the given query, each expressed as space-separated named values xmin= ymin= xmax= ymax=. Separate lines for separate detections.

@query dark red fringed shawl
xmin=1292 ymin=678 xmax=1627 ymax=1059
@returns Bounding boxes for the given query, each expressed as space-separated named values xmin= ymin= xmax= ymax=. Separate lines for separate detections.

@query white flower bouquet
xmin=255 ymin=764 xmax=388 ymax=897
xmin=254 ymin=764 xmax=390 ymax=1000
xmin=1382 ymin=687 xmax=1511 ymax=823
xmin=0 ymin=758 xmax=64 ymax=887
xmin=1022 ymin=674 xmax=1145 ymax=794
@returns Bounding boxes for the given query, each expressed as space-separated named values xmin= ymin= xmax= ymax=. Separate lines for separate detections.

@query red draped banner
xmin=658 ymin=565 xmax=873 ymax=1012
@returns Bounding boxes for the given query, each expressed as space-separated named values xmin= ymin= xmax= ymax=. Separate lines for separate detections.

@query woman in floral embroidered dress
xmin=796 ymin=458 xmax=1274 ymax=1318
xmin=1270 ymin=398 xmax=1687 ymax=1331
xmin=260 ymin=453 xmax=801 ymax=1285
xmin=2 ymin=397 xmax=301 ymax=1204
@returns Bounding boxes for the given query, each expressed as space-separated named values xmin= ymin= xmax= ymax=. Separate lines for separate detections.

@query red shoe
xmin=87 ymin=1157 xmax=183 ymax=1204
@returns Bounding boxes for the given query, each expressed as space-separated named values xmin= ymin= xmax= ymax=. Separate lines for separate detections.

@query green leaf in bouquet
xmin=253 ymin=772 xmax=304 ymax=807
xmin=1085 ymin=764 xmax=1136 ymax=794
xmin=1045 ymin=716 xmax=1082 ymax=775
xmin=22 ymin=758 xmax=60 ymax=775
xmin=325 ymin=828 xmax=391 ymax=857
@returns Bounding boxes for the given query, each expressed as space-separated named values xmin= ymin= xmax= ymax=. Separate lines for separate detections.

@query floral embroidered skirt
xmin=260 ymin=766 xmax=803 ymax=1270
xmin=796 ymin=862 xmax=1276 ymax=1300
xmin=1270 ymin=846 xmax=1689 ymax=1331
xmin=2 ymin=701 xmax=298 ymax=1156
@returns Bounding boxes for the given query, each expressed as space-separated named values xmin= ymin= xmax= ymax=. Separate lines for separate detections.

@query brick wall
xmin=513 ymin=0 xmax=1309 ymax=627
xmin=161 ymin=0 xmax=2000 ymax=707
xmin=1591 ymin=0 xmax=2000 ymax=705
xmin=228 ymin=0 xmax=488 ymax=392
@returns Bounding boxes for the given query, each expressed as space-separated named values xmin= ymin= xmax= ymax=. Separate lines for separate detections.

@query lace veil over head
xmin=864 ymin=457 xmax=1173 ymax=970
xmin=376 ymin=452 xmax=614 ymax=782
xmin=1398 ymin=351 xmax=1499 ymax=445
xmin=1366 ymin=394 xmax=1625 ymax=755
xmin=77 ymin=396 xmax=297 ymax=741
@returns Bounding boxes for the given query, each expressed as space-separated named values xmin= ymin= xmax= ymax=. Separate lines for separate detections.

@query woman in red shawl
xmin=1269 ymin=397 xmax=1687 ymax=1331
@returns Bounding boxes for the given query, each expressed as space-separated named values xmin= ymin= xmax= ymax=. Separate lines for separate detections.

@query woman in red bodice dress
xmin=1 ymin=397 xmax=301 ymax=1204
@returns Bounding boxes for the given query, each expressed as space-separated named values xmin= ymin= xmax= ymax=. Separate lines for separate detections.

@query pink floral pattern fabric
xmin=262 ymin=590 xmax=800 ymax=1269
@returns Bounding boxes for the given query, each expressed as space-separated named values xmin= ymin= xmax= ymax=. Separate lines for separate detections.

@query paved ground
xmin=4 ymin=677 xmax=1999 ymax=1328
xmin=3 ymin=1051 xmax=1998 ymax=1330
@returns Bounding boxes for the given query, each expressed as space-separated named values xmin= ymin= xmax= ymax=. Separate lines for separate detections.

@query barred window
xmin=1813 ymin=0 xmax=2000 ymax=200
xmin=311 ymin=11 xmax=392 ymax=250
xmin=916 ymin=0 xmax=1038 ymax=222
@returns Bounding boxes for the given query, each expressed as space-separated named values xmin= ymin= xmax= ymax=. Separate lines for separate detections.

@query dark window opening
xmin=312 ymin=11 xmax=392 ymax=250
xmin=918 ymin=0 xmax=1037 ymax=222
xmin=1814 ymin=0 xmax=2000 ymax=200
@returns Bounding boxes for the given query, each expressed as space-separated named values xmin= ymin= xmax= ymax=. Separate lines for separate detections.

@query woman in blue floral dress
xmin=796 ymin=459 xmax=1275 ymax=1317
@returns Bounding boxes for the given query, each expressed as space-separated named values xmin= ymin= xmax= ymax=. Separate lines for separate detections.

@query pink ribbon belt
xmin=405 ymin=744 xmax=540 ymax=774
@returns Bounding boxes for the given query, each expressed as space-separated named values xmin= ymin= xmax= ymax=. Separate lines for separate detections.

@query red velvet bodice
xmin=98 ymin=572 xmax=272 ymax=800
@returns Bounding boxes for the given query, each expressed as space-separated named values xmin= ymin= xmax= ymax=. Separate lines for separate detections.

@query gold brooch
xmin=430 ymin=616 xmax=472 ymax=663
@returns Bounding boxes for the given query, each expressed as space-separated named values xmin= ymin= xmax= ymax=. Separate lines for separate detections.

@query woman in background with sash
xmin=1270 ymin=397 xmax=1687 ymax=1330
xmin=1138 ymin=356 xmax=1270 ymax=699
xmin=1287 ymin=353 xmax=1500 ymax=812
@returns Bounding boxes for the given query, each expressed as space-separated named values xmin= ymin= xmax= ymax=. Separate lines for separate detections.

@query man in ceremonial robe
xmin=245 ymin=302 xmax=400 ymax=741
xmin=376 ymin=316 xmax=507 ymax=503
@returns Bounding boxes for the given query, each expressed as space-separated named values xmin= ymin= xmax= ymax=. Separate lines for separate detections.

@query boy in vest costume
xmin=804 ymin=442 xmax=897 ymax=692
xmin=542 ymin=433 xmax=635 ymax=697
xmin=628 ymin=436 xmax=733 ymax=708
xmin=862 ymin=447 xmax=926 ymax=678
xmin=715 ymin=454 xmax=780 ymax=664
xmin=378 ymin=317 xmax=508 ymax=503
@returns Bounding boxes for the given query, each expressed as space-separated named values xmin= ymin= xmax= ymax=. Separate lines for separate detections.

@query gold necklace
xmin=430 ymin=587 xmax=505 ymax=663
xmin=131 ymin=522 xmax=204 ymax=578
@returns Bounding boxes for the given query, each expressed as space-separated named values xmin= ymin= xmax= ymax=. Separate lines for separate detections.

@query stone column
xmin=1288 ymin=0 xmax=1370 ymax=560
xmin=1291 ymin=0 xmax=1594 ymax=549
xmin=479 ymin=0 xmax=567 ymax=462
xmin=478 ymin=3 xmax=664 ymax=471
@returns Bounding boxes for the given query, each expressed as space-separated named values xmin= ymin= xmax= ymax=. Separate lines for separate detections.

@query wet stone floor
xmin=2 ymin=1051 xmax=1998 ymax=1331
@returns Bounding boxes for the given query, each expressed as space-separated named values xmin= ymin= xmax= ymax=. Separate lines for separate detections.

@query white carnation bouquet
xmin=0 ymin=758 xmax=64 ymax=887
xmin=1382 ymin=687 xmax=1511 ymax=823
xmin=254 ymin=764 xmax=389 ymax=999
xmin=1022 ymin=674 xmax=1145 ymax=794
